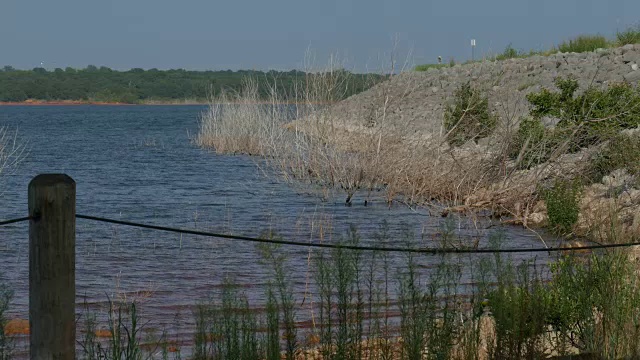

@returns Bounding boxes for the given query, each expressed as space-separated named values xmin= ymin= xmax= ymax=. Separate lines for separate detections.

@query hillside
xmin=328 ymin=44 xmax=640 ymax=138
xmin=311 ymin=44 xmax=640 ymax=242
xmin=197 ymin=44 xmax=640 ymax=242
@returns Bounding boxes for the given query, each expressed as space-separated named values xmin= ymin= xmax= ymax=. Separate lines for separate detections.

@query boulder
xmin=624 ymin=70 xmax=640 ymax=83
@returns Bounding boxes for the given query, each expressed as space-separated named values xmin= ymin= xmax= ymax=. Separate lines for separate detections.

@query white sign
xmin=471 ymin=39 xmax=476 ymax=47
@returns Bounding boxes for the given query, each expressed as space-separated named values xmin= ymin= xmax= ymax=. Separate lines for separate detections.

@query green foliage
xmin=616 ymin=25 xmax=640 ymax=45
xmin=510 ymin=117 xmax=553 ymax=168
xmin=480 ymin=254 xmax=550 ymax=359
xmin=589 ymin=133 xmax=640 ymax=183
xmin=79 ymin=299 xmax=150 ymax=360
xmin=258 ymin=235 xmax=297 ymax=360
xmin=494 ymin=43 xmax=521 ymax=61
xmin=0 ymin=66 xmax=380 ymax=103
xmin=480 ymin=245 xmax=640 ymax=359
xmin=444 ymin=82 xmax=497 ymax=146
xmin=542 ymin=179 xmax=582 ymax=235
xmin=527 ymin=77 xmax=640 ymax=149
xmin=399 ymin=254 xmax=461 ymax=360
xmin=193 ymin=281 xmax=261 ymax=360
xmin=557 ymin=35 xmax=610 ymax=53
xmin=314 ymin=227 xmax=368 ymax=359
xmin=548 ymin=251 xmax=640 ymax=357
xmin=513 ymin=77 xmax=640 ymax=169
xmin=414 ymin=63 xmax=449 ymax=71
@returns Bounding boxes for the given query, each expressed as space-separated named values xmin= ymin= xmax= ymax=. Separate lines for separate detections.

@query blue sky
xmin=1 ymin=0 xmax=638 ymax=72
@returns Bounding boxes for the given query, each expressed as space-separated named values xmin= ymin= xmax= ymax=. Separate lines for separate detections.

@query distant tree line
xmin=0 ymin=65 xmax=380 ymax=103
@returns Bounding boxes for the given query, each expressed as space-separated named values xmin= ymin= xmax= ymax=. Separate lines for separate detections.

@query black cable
xmin=76 ymin=213 xmax=640 ymax=254
xmin=0 ymin=216 xmax=31 ymax=226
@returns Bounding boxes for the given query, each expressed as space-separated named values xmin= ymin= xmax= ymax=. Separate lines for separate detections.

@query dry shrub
xmin=196 ymin=77 xmax=289 ymax=156
xmin=0 ymin=127 xmax=24 ymax=179
xmin=196 ymin=53 xmax=505 ymax=207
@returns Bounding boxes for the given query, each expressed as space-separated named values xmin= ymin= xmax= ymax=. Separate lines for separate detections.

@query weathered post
xmin=29 ymin=174 xmax=76 ymax=360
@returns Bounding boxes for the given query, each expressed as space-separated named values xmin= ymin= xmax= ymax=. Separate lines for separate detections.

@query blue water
xmin=0 ymin=105 xmax=555 ymax=345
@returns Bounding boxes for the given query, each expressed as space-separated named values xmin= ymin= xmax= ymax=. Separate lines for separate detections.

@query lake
xmin=0 ymin=105 xmax=556 ymax=348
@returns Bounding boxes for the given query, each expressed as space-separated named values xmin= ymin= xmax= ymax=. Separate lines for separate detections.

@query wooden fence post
xmin=29 ymin=174 xmax=76 ymax=360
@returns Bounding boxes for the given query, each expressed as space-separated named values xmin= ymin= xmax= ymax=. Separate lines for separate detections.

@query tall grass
xmin=79 ymin=297 xmax=177 ymax=360
xmin=193 ymin=282 xmax=261 ymax=360
xmin=184 ymin=224 xmax=640 ymax=360
xmin=195 ymin=77 xmax=290 ymax=156
xmin=557 ymin=35 xmax=609 ymax=53
xmin=616 ymin=25 xmax=640 ymax=46
xmin=11 ymin=223 xmax=634 ymax=360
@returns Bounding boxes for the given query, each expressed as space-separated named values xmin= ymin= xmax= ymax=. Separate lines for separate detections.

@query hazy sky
xmin=1 ymin=0 xmax=639 ymax=72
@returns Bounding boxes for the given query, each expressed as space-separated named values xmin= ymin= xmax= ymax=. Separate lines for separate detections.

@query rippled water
xmin=0 ymin=105 xmax=556 ymax=347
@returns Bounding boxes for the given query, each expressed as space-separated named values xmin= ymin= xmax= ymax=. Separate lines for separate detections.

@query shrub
xmin=480 ymin=257 xmax=550 ymax=359
xmin=557 ymin=35 xmax=609 ymax=53
xmin=523 ymin=77 xmax=640 ymax=154
xmin=589 ymin=132 xmax=640 ymax=183
xmin=548 ymin=251 xmax=640 ymax=357
xmin=414 ymin=63 xmax=448 ymax=72
xmin=542 ymin=179 xmax=582 ymax=235
xmin=509 ymin=117 xmax=553 ymax=168
xmin=495 ymin=43 xmax=521 ymax=61
xmin=444 ymin=82 xmax=497 ymax=146
xmin=616 ymin=25 xmax=640 ymax=46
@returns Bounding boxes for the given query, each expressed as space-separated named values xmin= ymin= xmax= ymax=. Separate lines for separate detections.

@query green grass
xmin=616 ymin=25 xmax=640 ymax=46
xmin=558 ymin=34 xmax=609 ymax=53
xmin=542 ymin=179 xmax=582 ymax=235
xmin=414 ymin=63 xmax=450 ymax=72
xmin=443 ymin=82 xmax=497 ymax=146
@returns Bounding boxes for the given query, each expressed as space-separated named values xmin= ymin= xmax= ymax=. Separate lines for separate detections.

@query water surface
xmin=0 ymin=105 xmax=556 ymax=345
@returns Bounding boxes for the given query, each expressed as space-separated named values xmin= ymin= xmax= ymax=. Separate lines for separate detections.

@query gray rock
xmin=624 ymin=70 xmax=640 ymax=83
xmin=622 ymin=51 xmax=638 ymax=63
xmin=621 ymin=126 xmax=640 ymax=136
xmin=541 ymin=116 xmax=561 ymax=129
xmin=602 ymin=169 xmax=633 ymax=189
xmin=633 ymin=63 xmax=639 ymax=71
xmin=622 ymin=44 xmax=636 ymax=52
